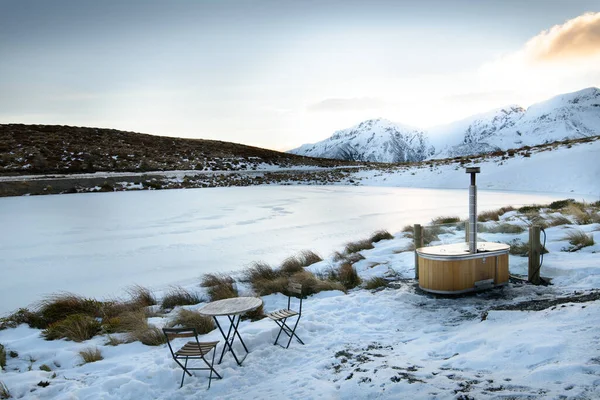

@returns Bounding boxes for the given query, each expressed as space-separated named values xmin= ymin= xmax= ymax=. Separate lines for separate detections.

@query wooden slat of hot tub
xmin=418 ymin=254 xmax=509 ymax=293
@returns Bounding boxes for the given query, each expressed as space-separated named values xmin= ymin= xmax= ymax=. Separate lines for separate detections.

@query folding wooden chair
xmin=162 ymin=327 xmax=221 ymax=389
xmin=266 ymin=282 xmax=305 ymax=348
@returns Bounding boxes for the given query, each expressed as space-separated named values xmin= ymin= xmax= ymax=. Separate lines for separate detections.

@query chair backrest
xmin=163 ymin=327 xmax=199 ymax=358
xmin=286 ymin=282 xmax=303 ymax=314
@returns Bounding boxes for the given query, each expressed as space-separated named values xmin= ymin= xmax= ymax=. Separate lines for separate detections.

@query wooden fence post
xmin=528 ymin=225 xmax=541 ymax=285
xmin=465 ymin=220 xmax=469 ymax=243
xmin=414 ymin=224 xmax=423 ymax=280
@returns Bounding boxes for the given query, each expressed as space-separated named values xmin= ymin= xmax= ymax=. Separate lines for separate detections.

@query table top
xmin=198 ymin=297 xmax=263 ymax=316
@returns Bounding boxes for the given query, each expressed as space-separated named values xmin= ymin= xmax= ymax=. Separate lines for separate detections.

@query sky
xmin=1 ymin=0 xmax=599 ymax=151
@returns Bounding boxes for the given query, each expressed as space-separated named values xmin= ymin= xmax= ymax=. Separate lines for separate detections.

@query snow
xmin=1 ymin=132 xmax=600 ymax=399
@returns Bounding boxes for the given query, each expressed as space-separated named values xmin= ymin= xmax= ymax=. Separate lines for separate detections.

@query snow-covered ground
xmin=0 ymin=186 xmax=573 ymax=316
xmin=1 ymin=208 xmax=599 ymax=399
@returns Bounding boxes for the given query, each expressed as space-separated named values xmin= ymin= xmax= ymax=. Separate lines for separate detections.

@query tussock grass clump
xmin=549 ymin=198 xmax=574 ymax=209
xmin=0 ymin=381 xmax=10 ymax=399
xmin=0 ymin=308 xmax=45 ymax=331
xmin=337 ymin=263 xmax=361 ymax=290
xmin=369 ymin=230 xmax=393 ymax=243
xmin=252 ymin=276 xmax=289 ymax=296
xmin=201 ymin=273 xmax=238 ymax=301
xmin=431 ymin=216 xmax=461 ymax=225
xmin=547 ymin=215 xmax=572 ymax=227
xmin=42 ymin=314 xmax=101 ymax=342
xmin=79 ymin=347 xmax=103 ymax=364
xmin=125 ymin=285 xmax=157 ymax=308
xmin=280 ymin=250 xmax=323 ymax=275
xmin=242 ymin=262 xmax=280 ymax=283
xmin=161 ymin=286 xmax=203 ymax=309
xmin=565 ymin=203 xmax=598 ymax=225
xmin=506 ymin=239 xmax=529 ymax=256
xmin=105 ymin=335 xmax=127 ymax=346
xmin=518 ymin=204 xmax=543 ymax=214
xmin=422 ymin=225 xmax=446 ymax=245
xmin=130 ymin=325 xmax=166 ymax=346
xmin=0 ymin=344 xmax=5 ymax=370
xmin=289 ymin=271 xmax=345 ymax=296
xmin=242 ymin=302 xmax=265 ymax=322
xmin=478 ymin=206 xmax=515 ymax=222
xmin=344 ymin=239 xmax=374 ymax=254
xmin=39 ymin=364 xmax=52 ymax=372
xmin=563 ymin=229 xmax=594 ymax=251
xmin=332 ymin=251 xmax=365 ymax=264
xmin=479 ymin=223 xmax=525 ymax=234
xmin=364 ymin=277 xmax=388 ymax=290
xmin=168 ymin=309 xmax=214 ymax=334
xmin=36 ymin=293 xmax=101 ymax=328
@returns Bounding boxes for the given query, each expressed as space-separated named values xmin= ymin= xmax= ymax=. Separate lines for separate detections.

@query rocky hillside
xmin=290 ymin=87 xmax=600 ymax=162
xmin=0 ymin=124 xmax=360 ymax=175
xmin=289 ymin=119 xmax=434 ymax=163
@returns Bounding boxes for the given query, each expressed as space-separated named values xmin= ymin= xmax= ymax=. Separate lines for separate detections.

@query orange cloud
xmin=525 ymin=12 xmax=600 ymax=62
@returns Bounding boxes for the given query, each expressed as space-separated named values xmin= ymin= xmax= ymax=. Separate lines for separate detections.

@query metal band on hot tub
xmin=416 ymin=248 xmax=510 ymax=261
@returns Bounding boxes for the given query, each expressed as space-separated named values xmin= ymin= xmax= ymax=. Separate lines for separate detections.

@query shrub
xmin=79 ymin=347 xmax=103 ymax=364
xmin=370 ymin=230 xmax=394 ymax=243
xmin=161 ymin=286 xmax=203 ymax=309
xmin=431 ymin=216 xmax=461 ymax=225
xmin=547 ymin=215 xmax=572 ymax=227
xmin=338 ymin=263 xmax=361 ymax=290
xmin=42 ymin=314 xmax=101 ymax=342
xmin=126 ymin=285 xmax=157 ymax=308
xmin=36 ymin=293 xmax=101 ymax=328
xmin=344 ymin=239 xmax=374 ymax=254
xmin=0 ymin=344 xmax=5 ymax=370
xmin=0 ymin=381 xmax=9 ymax=399
xmin=563 ymin=230 xmax=594 ymax=250
xmin=364 ymin=277 xmax=388 ymax=290
xmin=201 ymin=273 xmax=238 ymax=301
xmin=168 ymin=309 xmax=214 ymax=334
xmin=549 ymin=199 xmax=574 ymax=209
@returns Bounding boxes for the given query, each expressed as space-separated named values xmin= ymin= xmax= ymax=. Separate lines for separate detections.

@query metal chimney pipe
xmin=466 ymin=167 xmax=480 ymax=254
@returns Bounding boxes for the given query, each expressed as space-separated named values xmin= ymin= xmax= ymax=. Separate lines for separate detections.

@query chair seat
xmin=175 ymin=341 xmax=219 ymax=357
xmin=267 ymin=309 xmax=298 ymax=321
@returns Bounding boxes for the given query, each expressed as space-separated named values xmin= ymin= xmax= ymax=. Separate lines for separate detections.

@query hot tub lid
xmin=416 ymin=241 xmax=510 ymax=257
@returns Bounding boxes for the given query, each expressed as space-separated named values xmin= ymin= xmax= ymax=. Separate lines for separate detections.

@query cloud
xmin=307 ymin=97 xmax=385 ymax=112
xmin=524 ymin=12 xmax=600 ymax=62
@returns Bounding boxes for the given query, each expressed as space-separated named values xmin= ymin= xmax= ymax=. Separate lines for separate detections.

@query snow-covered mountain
xmin=290 ymin=87 xmax=600 ymax=162
xmin=289 ymin=118 xmax=435 ymax=163
xmin=432 ymin=87 xmax=600 ymax=158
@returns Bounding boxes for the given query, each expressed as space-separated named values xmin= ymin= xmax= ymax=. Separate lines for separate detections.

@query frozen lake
xmin=0 ymin=185 xmax=570 ymax=315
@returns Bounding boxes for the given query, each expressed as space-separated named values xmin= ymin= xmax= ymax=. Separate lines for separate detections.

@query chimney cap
xmin=465 ymin=167 xmax=480 ymax=174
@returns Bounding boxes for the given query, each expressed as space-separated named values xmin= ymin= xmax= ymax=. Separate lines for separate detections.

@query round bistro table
xmin=198 ymin=297 xmax=263 ymax=366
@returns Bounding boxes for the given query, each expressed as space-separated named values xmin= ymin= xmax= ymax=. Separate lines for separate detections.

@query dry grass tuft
xmin=104 ymin=335 xmax=128 ymax=346
xmin=369 ymin=230 xmax=394 ymax=243
xmin=128 ymin=325 xmax=166 ymax=346
xmin=337 ymin=263 xmax=361 ymax=290
xmin=201 ymin=273 xmax=238 ymax=301
xmin=547 ymin=215 xmax=572 ymax=227
xmin=289 ymin=271 xmax=345 ymax=296
xmin=242 ymin=302 xmax=266 ymax=322
xmin=42 ymin=314 xmax=101 ymax=342
xmin=364 ymin=277 xmax=388 ymax=290
xmin=36 ymin=293 xmax=101 ymax=328
xmin=161 ymin=286 xmax=203 ymax=309
xmin=506 ymin=239 xmax=529 ymax=256
xmin=563 ymin=229 xmax=594 ymax=251
xmin=242 ymin=262 xmax=280 ymax=283
xmin=280 ymin=250 xmax=323 ymax=275
xmin=344 ymin=239 xmax=374 ymax=254
xmin=79 ymin=347 xmax=103 ymax=364
xmin=565 ymin=204 xmax=597 ymax=225
xmin=125 ymin=285 xmax=157 ymax=308
xmin=479 ymin=223 xmax=525 ymax=234
xmin=478 ymin=206 xmax=515 ymax=222
xmin=252 ymin=276 xmax=289 ymax=296
xmin=168 ymin=309 xmax=214 ymax=334
xmin=0 ymin=308 xmax=45 ymax=331
xmin=431 ymin=216 xmax=461 ymax=225
xmin=0 ymin=381 xmax=10 ymax=399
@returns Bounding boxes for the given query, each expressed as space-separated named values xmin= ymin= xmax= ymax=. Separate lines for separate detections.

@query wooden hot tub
xmin=416 ymin=242 xmax=510 ymax=294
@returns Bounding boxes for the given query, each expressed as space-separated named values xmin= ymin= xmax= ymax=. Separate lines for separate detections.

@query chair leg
xmin=273 ymin=318 xmax=287 ymax=346
xmin=205 ymin=347 xmax=222 ymax=389
xmin=285 ymin=316 xmax=304 ymax=349
xmin=180 ymin=357 xmax=189 ymax=388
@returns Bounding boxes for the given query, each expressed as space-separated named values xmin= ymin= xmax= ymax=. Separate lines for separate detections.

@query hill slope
xmin=0 ymin=124 xmax=358 ymax=174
